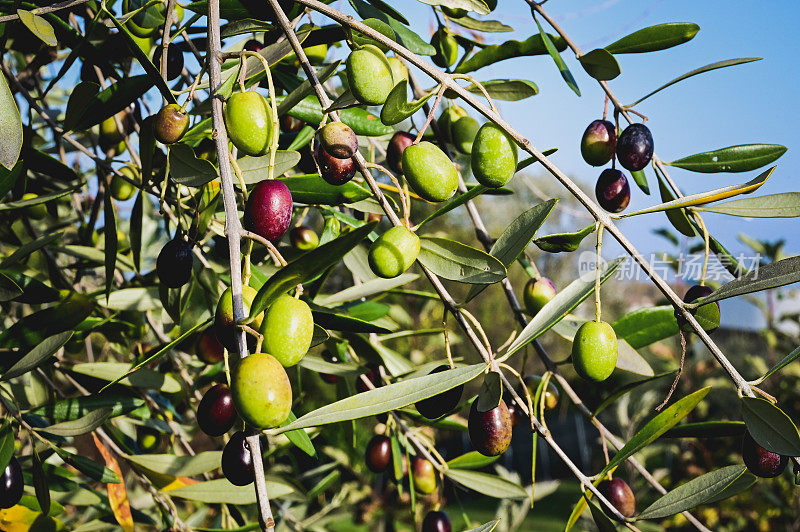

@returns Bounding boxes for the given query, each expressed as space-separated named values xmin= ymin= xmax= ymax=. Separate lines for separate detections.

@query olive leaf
xmin=605 ymin=22 xmax=700 ymax=54
xmin=447 ymin=451 xmax=500 ymax=470
xmin=380 ymin=80 xmax=434 ymax=126
xmin=696 ymin=193 xmax=800 ymax=218
xmin=168 ymin=478 xmax=294 ymax=504
xmin=444 ymin=469 xmax=528 ymax=500
xmin=126 ymin=451 xmax=223 ymax=477
xmin=169 ymin=144 xmax=218 ymax=187
xmin=533 ymin=224 xmax=595 ymax=253
xmin=662 ymin=421 xmax=746 ymax=439
xmin=740 ymin=397 xmax=800 ymax=456
xmin=30 ymin=396 xmax=145 ymax=422
xmin=72 ymin=362 xmax=182 ymax=393
xmin=612 ymin=305 xmax=679 ymax=349
xmin=535 ymin=15 xmax=579 ymax=96
xmin=2 ymin=331 xmax=73 ymax=381
xmin=37 ymin=408 xmax=112 ymax=437
xmin=418 ymin=237 xmax=507 ymax=284
xmin=455 ymin=33 xmax=568 ymax=74
xmin=578 ymin=48 xmax=620 ymax=81
xmin=666 ymin=144 xmax=787 ymax=173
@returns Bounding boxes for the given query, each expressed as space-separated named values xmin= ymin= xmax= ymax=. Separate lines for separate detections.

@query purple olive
xmin=365 ymin=434 xmax=392 ymax=473
xmin=386 ymin=131 xmax=415 ymax=174
xmin=598 ymin=477 xmax=636 ymax=519
xmin=580 ymin=119 xmax=617 ymax=166
xmin=616 ymin=123 xmax=653 ymax=172
xmin=197 ymin=384 xmax=237 ymax=437
xmin=468 ymin=399 xmax=512 ymax=457
xmin=742 ymin=431 xmax=787 ymax=478
xmin=595 ymin=168 xmax=630 ymax=213
xmin=244 ymin=40 xmax=264 ymax=52
xmin=222 ymin=431 xmax=255 ymax=486
xmin=244 ymin=180 xmax=293 ymax=241
xmin=156 ymin=237 xmax=193 ymax=288
xmin=280 ymin=115 xmax=305 ymax=133
xmin=313 ymin=143 xmax=356 ymax=185
xmin=153 ymin=44 xmax=184 ymax=81
xmin=415 ymin=365 xmax=463 ymax=419
xmin=422 ymin=510 xmax=451 ymax=532
xmin=0 ymin=457 xmax=23 ymax=509
xmin=319 ymin=122 xmax=358 ymax=159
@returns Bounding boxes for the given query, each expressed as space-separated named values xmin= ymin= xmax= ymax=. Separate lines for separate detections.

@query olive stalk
xmin=206 ymin=0 xmax=275 ymax=528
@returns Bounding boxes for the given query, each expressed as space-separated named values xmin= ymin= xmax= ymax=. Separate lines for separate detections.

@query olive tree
xmin=0 ymin=0 xmax=797 ymax=530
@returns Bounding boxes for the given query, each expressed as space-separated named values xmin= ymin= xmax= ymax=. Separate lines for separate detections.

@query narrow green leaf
xmin=637 ymin=466 xmax=747 ymax=520
xmin=444 ymin=468 xmax=528 ymax=499
xmin=667 ymin=144 xmax=787 ymax=173
xmin=284 ymin=95 xmax=394 ymax=137
xmin=125 ymin=451 xmax=222 ymax=477
xmin=131 ymin=191 xmax=143 ymax=272
xmin=279 ymin=174 xmax=371 ymax=206
xmin=533 ymin=224 xmax=595 ymax=253
xmin=759 ymin=346 xmax=800 ymax=383
xmin=30 ymin=396 xmax=144 ymax=422
xmin=686 ymin=256 xmax=800 ymax=308
xmin=71 ymin=362 xmax=182 ymax=393
xmin=55 ymin=449 xmax=120 ymax=483
xmin=275 ymin=62 xmax=340 ymax=117
xmin=0 ymin=424 xmax=14 ymax=475
xmin=315 ymin=273 xmax=417 ymax=306
xmin=0 ymin=232 xmax=62 ymax=269
xmin=73 ymin=75 xmax=156 ymax=130
xmin=619 ymin=166 xmax=775 ymax=218
xmin=503 ymin=258 xmax=623 ymax=357
xmin=417 ymin=0 xmax=489 ymax=15
xmin=598 ymin=387 xmax=711 ymax=478
xmin=585 ymin=497 xmax=617 ymax=531
xmin=297 ymin=355 xmax=361 ymax=376
xmin=465 ymin=200 xmax=557 ymax=302
xmin=0 ymin=68 xmax=22 ymax=170
xmin=349 ymin=0 xmax=435 ymax=56
xmin=103 ymin=186 xmax=116 ymax=301
xmin=169 ymin=478 xmax=293 ymax=504
xmin=418 ymin=237 xmax=507 ymax=284
xmin=629 ymin=58 xmax=761 ymax=106
xmin=457 ymin=79 xmax=539 ymax=101
xmin=464 ymin=520 xmax=501 ymax=532
xmin=273 ymin=363 xmax=486 ymax=433
xmin=32 ymin=448 xmax=50 ymax=517
xmin=0 ymin=273 xmax=22 ymax=302
xmin=662 ymin=421 xmax=746 ymax=439
xmin=606 ymin=22 xmax=700 ymax=54
xmin=169 ymin=144 xmax=218 ymax=187
xmin=703 ymin=471 xmax=757 ymax=505
xmin=697 ymin=193 xmax=800 ymax=218
xmin=578 ymin=48 xmax=620 ymax=81
xmin=417 ymin=185 xmax=486 ymax=228
xmin=593 ymin=371 xmax=677 ymax=416
xmin=612 ymin=306 xmax=679 ymax=349
xmin=0 ymin=185 xmax=81 ymax=212
xmin=250 ymin=222 xmax=377 ymax=318
xmin=450 ymin=13 xmax=512 ymax=33
xmin=37 ymin=408 xmax=111 ymax=437
xmin=17 ymin=9 xmax=57 ymax=46
xmin=2 ymin=331 xmax=73 ymax=381
xmin=657 ymin=171 xmax=695 ymax=237
xmin=740 ymin=397 xmax=800 ymax=456
xmin=281 ymin=411 xmax=316 ymax=457
xmin=238 ymin=151 xmax=300 ymax=182
xmin=455 ymin=33 xmax=568 ymax=74
xmin=535 ymin=16 xmax=580 ymax=96
xmin=447 ymin=451 xmax=500 ymax=470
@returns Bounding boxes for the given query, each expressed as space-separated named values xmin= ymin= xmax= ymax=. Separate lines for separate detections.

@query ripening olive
xmin=742 ymin=431 xmax=788 ymax=478
xmin=243 ymin=179 xmax=293 ymax=241
xmin=368 ymin=226 xmax=420 ymax=279
xmin=110 ymin=166 xmax=138 ymax=201
xmin=571 ymin=320 xmax=617 ymax=382
xmin=21 ymin=193 xmax=47 ymax=220
xmin=153 ymin=104 xmax=189 ymax=145
xmin=595 ymin=168 xmax=630 ymax=213
xmin=401 ymin=141 xmax=459 ymax=202
xmin=411 ymin=456 xmax=437 ymax=494
xmin=319 ymin=122 xmax=358 ymax=159
xmin=422 ymin=510 xmax=451 ymax=532
xmin=214 ymin=285 xmax=263 ymax=352
xmin=415 ymin=365 xmax=463 ymax=419
xmin=365 ymin=434 xmax=392 ymax=473
xmin=223 ymin=91 xmax=274 ymax=157
xmin=431 ymin=28 xmax=458 ymax=68
xmin=522 ymin=277 xmax=557 ymax=316
xmin=598 ymin=477 xmax=636 ymax=519
xmin=244 ymin=39 xmax=264 ymax=52
xmin=231 ymin=353 xmax=292 ymax=429
xmin=468 ymin=399 xmax=512 ymax=457
xmin=314 ymin=143 xmax=356 ymax=185
xmin=196 ymin=328 xmax=224 ymax=364
xmin=156 ymin=237 xmax=193 ymax=289
xmin=346 ymin=45 xmax=394 ymax=106
xmin=0 ymin=457 xmax=23 ymax=509
xmin=677 ymin=284 xmax=720 ymax=333
xmin=197 ymin=383 xmax=237 ymax=437
xmin=280 ymin=115 xmax=305 ymax=133
xmin=580 ymin=119 xmax=617 ymax=167
xmin=471 ymin=122 xmax=518 ymax=187
xmin=616 ymin=123 xmax=653 ymax=172
xmin=451 ymin=115 xmax=480 ymax=155
xmin=260 ymin=295 xmax=314 ymax=367
xmin=386 ymin=131 xmax=415 ymax=174
xmin=290 ymin=226 xmax=319 ymax=250
xmin=221 ymin=431 xmax=254 ymax=486
xmin=523 ymin=375 xmax=559 ymax=410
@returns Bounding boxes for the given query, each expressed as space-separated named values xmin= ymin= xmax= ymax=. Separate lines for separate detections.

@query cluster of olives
xmin=580 ymin=119 xmax=653 ymax=213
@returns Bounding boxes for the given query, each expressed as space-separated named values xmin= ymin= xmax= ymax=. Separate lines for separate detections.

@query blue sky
xmin=378 ymin=0 xmax=800 ymax=264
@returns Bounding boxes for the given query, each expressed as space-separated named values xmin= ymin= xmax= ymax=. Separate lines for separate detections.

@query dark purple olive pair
xmin=198 ymin=383 xmax=237 ymax=437
xmin=313 ymin=122 xmax=359 ymax=185
xmin=156 ymin=237 xmax=194 ymax=288
xmin=244 ymin=179 xmax=293 ymax=242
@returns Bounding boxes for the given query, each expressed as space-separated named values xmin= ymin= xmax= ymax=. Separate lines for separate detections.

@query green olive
xmin=231 ymin=352 xmax=292 ymax=429
xmin=223 ymin=91 xmax=274 ymax=157
xmin=401 ymin=141 xmax=458 ymax=202
xmin=346 ymin=45 xmax=394 ymax=106
xmin=110 ymin=166 xmax=139 ymax=201
xmin=214 ymin=286 xmax=264 ymax=352
xmin=260 ymin=295 xmax=314 ymax=367
xmin=431 ymin=28 xmax=459 ymax=68
xmin=368 ymin=226 xmax=420 ymax=279
xmin=471 ymin=122 xmax=518 ymax=188
xmin=21 ymin=193 xmax=47 ymax=220
xmin=571 ymin=320 xmax=618 ymax=382
xmin=305 ymin=43 xmax=328 ymax=65
xmin=386 ymin=56 xmax=408 ymax=86
xmin=451 ymin=115 xmax=480 ymax=154
xmin=522 ymin=277 xmax=557 ymax=316
xmin=437 ymin=105 xmax=467 ymax=144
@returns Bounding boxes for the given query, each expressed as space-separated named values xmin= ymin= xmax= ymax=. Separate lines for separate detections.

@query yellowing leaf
xmin=92 ymin=434 xmax=133 ymax=532
xmin=0 ymin=505 xmax=65 ymax=531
